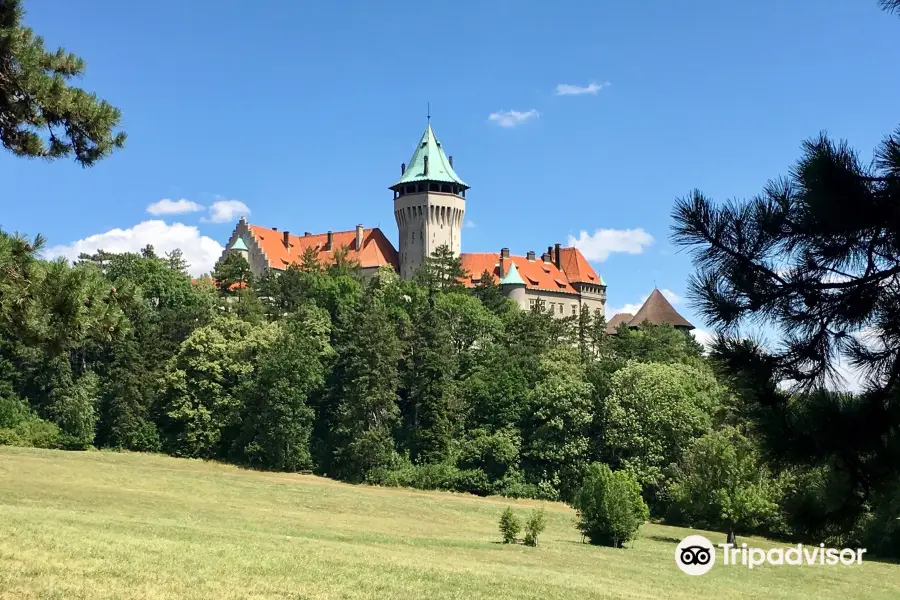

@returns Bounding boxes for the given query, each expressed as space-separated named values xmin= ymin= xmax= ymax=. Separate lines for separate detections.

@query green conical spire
xmin=499 ymin=261 xmax=526 ymax=286
xmin=392 ymin=124 xmax=468 ymax=189
xmin=231 ymin=237 xmax=248 ymax=251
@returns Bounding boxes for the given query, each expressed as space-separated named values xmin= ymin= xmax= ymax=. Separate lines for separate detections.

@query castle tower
xmin=391 ymin=123 xmax=469 ymax=279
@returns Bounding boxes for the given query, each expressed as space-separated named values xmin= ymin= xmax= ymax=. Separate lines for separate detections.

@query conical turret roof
xmin=629 ymin=288 xmax=694 ymax=330
xmin=392 ymin=124 xmax=468 ymax=189
xmin=499 ymin=261 xmax=526 ymax=286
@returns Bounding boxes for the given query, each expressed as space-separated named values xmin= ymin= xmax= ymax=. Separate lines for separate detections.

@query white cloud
xmin=464 ymin=220 xmax=476 ymax=228
xmin=691 ymin=328 xmax=715 ymax=352
xmin=43 ymin=220 xmax=224 ymax=277
xmin=606 ymin=288 xmax=682 ymax=319
xmin=146 ymin=198 xmax=205 ymax=216
xmin=555 ymin=81 xmax=611 ymax=96
xmin=568 ymin=228 xmax=655 ymax=262
xmin=203 ymin=198 xmax=250 ymax=224
xmin=488 ymin=109 xmax=540 ymax=128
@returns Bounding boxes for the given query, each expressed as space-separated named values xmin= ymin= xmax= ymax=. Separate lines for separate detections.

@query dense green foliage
xmin=668 ymin=3 xmax=900 ymax=557
xmin=0 ymin=0 xmax=125 ymax=165
xmin=523 ymin=507 xmax=547 ymax=547
xmin=498 ymin=506 xmax=521 ymax=544
xmin=669 ymin=427 xmax=781 ymax=543
xmin=2 ymin=228 xmax=897 ymax=556
xmin=574 ymin=463 xmax=649 ymax=547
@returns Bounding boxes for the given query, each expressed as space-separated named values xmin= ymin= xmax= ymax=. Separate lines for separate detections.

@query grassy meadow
xmin=1 ymin=447 xmax=898 ymax=600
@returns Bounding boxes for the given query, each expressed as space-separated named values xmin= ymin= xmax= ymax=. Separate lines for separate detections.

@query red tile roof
xmin=558 ymin=247 xmax=602 ymax=284
xmin=460 ymin=249 xmax=600 ymax=295
xmin=246 ymin=225 xmax=399 ymax=271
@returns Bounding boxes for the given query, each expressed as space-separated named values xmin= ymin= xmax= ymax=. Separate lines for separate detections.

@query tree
xmin=521 ymin=346 xmax=594 ymax=502
xmin=574 ymin=463 xmax=649 ymax=548
xmin=255 ymin=264 xmax=309 ymax=317
xmin=523 ymin=507 xmax=547 ymax=547
xmin=212 ymin=252 xmax=253 ymax=295
xmin=326 ymin=271 xmax=403 ymax=481
xmin=434 ymin=291 xmax=503 ymax=366
xmin=165 ymin=249 xmax=190 ymax=274
xmin=0 ymin=0 xmax=125 ymax=165
xmin=460 ymin=343 xmax=530 ymax=434
xmin=235 ymin=307 xmax=333 ymax=471
xmin=601 ymin=361 xmax=722 ymax=510
xmin=879 ymin=0 xmax=900 ymax=16
xmin=670 ymin=427 xmax=780 ymax=545
xmin=403 ymin=295 xmax=457 ymax=464
xmin=670 ymin=80 xmax=900 ymax=544
xmin=163 ymin=317 xmax=277 ymax=458
xmin=415 ymin=244 xmax=468 ymax=292
xmin=472 ymin=269 xmax=510 ymax=314
xmin=609 ymin=322 xmax=705 ymax=367
xmin=499 ymin=506 xmax=521 ymax=544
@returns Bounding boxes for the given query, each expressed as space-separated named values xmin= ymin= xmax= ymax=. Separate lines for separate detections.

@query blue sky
xmin=2 ymin=0 xmax=899 ymax=343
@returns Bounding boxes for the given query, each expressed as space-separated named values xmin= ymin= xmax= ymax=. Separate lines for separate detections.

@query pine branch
xmin=0 ymin=0 xmax=126 ymax=166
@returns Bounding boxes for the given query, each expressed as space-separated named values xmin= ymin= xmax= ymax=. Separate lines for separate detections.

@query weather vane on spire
xmin=427 ymin=101 xmax=431 ymax=124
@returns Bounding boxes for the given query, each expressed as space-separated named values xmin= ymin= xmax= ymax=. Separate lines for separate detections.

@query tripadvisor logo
xmin=675 ymin=535 xmax=716 ymax=575
xmin=675 ymin=535 xmax=867 ymax=575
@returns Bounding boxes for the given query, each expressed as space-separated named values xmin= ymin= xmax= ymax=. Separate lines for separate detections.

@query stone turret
xmin=391 ymin=123 xmax=469 ymax=279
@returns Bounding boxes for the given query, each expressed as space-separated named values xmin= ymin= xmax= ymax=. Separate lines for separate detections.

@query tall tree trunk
xmin=726 ymin=524 xmax=736 ymax=546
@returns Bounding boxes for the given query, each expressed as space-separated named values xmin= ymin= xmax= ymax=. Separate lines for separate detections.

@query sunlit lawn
xmin=0 ymin=447 xmax=897 ymax=599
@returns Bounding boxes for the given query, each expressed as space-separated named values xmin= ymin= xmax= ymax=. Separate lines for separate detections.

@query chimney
xmin=423 ymin=155 xmax=429 ymax=176
xmin=283 ymin=231 xmax=290 ymax=249
xmin=542 ymin=252 xmax=551 ymax=264
xmin=554 ymin=243 xmax=561 ymax=270
xmin=401 ymin=162 xmax=406 ymax=175
xmin=449 ymin=156 xmax=454 ymax=168
xmin=272 ymin=227 xmax=278 ymax=231
xmin=304 ymin=232 xmax=311 ymax=236
xmin=499 ymin=247 xmax=510 ymax=277
xmin=547 ymin=245 xmax=554 ymax=260
xmin=355 ymin=224 xmax=364 ymax=250
xmin=326 ymin=231 xmax=333 ymax=251
xmin=527 ymin=251 xmax=535 ymax=261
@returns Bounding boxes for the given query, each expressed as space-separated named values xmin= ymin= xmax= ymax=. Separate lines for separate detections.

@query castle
xmin=219 ymin=122 xmax=693 ymax=330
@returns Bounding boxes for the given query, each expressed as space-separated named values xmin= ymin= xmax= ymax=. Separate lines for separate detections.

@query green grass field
xmin=1 ymin=447 xmax=898 ymax=600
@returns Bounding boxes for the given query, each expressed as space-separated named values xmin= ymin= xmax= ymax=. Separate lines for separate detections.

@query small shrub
xmin=574 ymin=463 xmax=649 ymax=548
xmin=524 ymin=507 xmax=547 ymax=547
xmin=499 ymin=506 xmax=521 ymax=544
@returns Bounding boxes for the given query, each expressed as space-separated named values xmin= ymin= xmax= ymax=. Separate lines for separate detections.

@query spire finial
xmin=427 ymin=101 xmax=431 ymax=124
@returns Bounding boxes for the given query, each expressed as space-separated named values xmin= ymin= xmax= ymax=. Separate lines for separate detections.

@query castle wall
xmin=576 ymin=283 xmax=607 ymax=318
xmin=221 ymin=220 xmax=270 ymax=278
xmin=394 ymin=191 xmax=466 ymax=279
xmin=504 ymin=286 xmax=608 ymax=320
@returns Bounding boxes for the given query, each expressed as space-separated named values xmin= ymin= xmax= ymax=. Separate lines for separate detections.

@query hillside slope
xmin=0 ymin=447 xmax=897 ymax=599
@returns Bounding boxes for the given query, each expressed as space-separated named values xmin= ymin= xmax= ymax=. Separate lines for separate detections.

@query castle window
xmin=429 ymin=183 xmax=439 ymax=192
xmin=441 ymin=184 xmax=450 ymax=193
xmin=572 ymin=305 xmax=577 ymax=316
xmin=406 ymin=185 xmax=415 ymax=194
xmin=529 ymin=299 xmax=535 ymax=309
